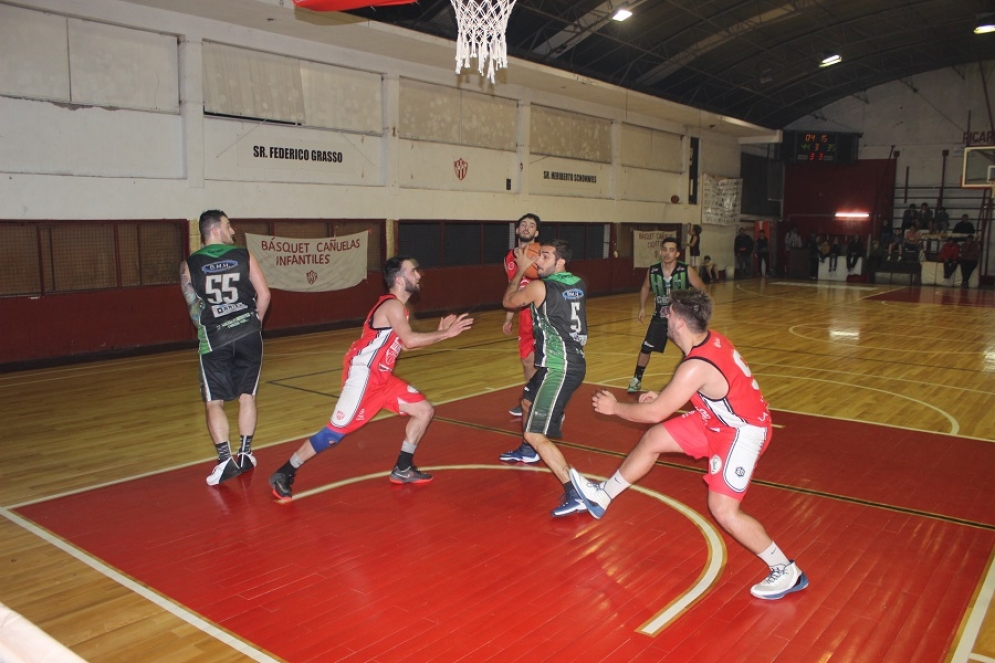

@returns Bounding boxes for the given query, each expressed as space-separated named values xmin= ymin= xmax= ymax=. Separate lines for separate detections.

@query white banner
xmin=245 ymin=231 xmax=367 ymax=292
xmin=633 ymin=230 xmax=668 ymax=268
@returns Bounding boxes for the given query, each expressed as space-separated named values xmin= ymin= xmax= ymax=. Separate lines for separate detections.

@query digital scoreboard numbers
xmin=795 ymin=132 xmax=838 ymax=162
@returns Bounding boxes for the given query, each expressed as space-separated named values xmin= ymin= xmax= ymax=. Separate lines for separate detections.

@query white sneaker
xmin=206 ymin=457 xmax=242 ymax=486
xmin=568 ymin=468 xmax=611 ymax=519
xmin=750 ymin=561 xmax=808 ymax=600
xmin=627 ymin=377 xmax=641 ymax=393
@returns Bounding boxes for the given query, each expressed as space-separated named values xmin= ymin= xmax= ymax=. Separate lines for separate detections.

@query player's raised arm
xmin=381 ymin=299 xmax=472 ymax=349
xmin=593 ymin=359 xmax=716 ymax=424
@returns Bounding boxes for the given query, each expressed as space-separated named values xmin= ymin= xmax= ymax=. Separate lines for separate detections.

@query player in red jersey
xmin=268 ymin=256 xmax=473 ymax=501
xmin=502 ymin=213 xmax=541 ymax=421
xmin=569 ymin=289 xmax=808 ymax=600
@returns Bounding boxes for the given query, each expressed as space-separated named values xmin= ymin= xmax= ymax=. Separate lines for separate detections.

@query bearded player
xmin=500 ymin=213 xmax=541 ymax=429
xmin=268 ymin=256 xmax=473 ymax=501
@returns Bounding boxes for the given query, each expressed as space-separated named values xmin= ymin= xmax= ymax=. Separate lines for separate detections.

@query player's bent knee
xmin=310 ymin=426 xmax=344 ymax=452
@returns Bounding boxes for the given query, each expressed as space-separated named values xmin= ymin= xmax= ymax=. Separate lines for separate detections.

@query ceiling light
xmin=835 ymin=211 xmax=869 ymax=219
xmin=612 ymin=5 xmax=632 ymax=21
xmin=820 ymin=53 xmax=842 ymax=68
xmin=975 ymin=14 xmax=995 ymax=34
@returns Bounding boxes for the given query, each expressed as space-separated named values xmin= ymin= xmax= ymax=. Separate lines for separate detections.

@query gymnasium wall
xmin=0 ymin=0 xmax=755 ymax=366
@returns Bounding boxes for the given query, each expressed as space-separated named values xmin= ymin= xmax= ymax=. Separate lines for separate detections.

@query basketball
xmin=524 ymin=243 xmax=541 ymax=279
xmin=671 ymin=195 xmax=681 ymax=204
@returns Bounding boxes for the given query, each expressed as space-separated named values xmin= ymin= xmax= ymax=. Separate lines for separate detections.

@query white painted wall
xmin=0 ymin=0 xmax=753 ymax=239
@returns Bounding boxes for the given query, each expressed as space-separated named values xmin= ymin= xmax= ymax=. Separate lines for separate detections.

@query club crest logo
xmin=454 ymin=158 xmax=468 ymax=181
xmin=306 ymin=270 xmax=318 ymax=285
xmin=709 ymin=455 xmax=722 ymax=475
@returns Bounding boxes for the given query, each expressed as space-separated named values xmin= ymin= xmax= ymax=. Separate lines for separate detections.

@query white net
xmin=450 ymin=0 xmax=518 ymax=84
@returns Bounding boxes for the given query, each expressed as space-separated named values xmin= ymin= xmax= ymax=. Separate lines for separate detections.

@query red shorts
xmin=518 ymin=308 xmax=535 ymax=359
xmin=664 ymin=411 xmax=771 ymax=501
xmin=329 ymin=368 xmax=425 ymax=435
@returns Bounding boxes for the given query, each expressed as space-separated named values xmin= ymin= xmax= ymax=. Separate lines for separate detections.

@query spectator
xmin=846 ymin=234 xmax=864 ymax=273
xmin=901 ymin=204 xmax=918 ymax=231
xmin=828 ymin=236 xmax=842 ymax=272
xmin=807 ymin=234 xmax=821 ymax=280
xmin=934 ymin=206 xmax=950 ymax=233
xmin=902 ymin=223 xmax=921 ymax=261
xmin=699 ymin=255 xmax=720 ymax=283
xmin=755 ymin=230 xmax=771 ymax=276
xmin=953 ymin=215 xmax=976 ymax=235
xmin=734 ymin=227 xmax=754 ymax=278
xmin=687 ymin=224 xmax=701 ymax=269
xmin=959 ymin=234 xmax=981 ymax=287
xmin=919 ymin=203 xmax=933 ymax=234
xmin=867 ymin=239 xmax=885 ymax=281
xmin=939 ymin=236 xmax=960 ymax=281
xmin=818 ymin=236 xmax=831 ymax=264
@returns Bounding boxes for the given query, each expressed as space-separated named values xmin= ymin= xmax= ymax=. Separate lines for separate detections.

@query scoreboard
xmin=783 ymin=131 xmax=858 ymax=163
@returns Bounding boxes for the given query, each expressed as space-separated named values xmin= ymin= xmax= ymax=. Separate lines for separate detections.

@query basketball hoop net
xmin=450 ymin=0 xmax=518 ymax=84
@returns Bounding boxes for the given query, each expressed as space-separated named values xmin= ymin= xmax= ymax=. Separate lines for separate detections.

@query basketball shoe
xmin=750 ymin=561 xmax=809 ymax=600
xmin=206 ymin=457 xmax=241 ymax=486
xmin=236 ymin=452 xmax=257 ymax=472
xmin=569 ymin=468 xmax=611 ymax=519
xmin=498 ymin=442 xmax=540 ymax=464
xmin=389 ymin=465 xmax=433 ymax=484
xmin=268 ymin=470 xmax=295 ymax=502
xmin=551 ymin=490 xmax=587 ymax=517
xmin=627 ymin=377 xmax=641 ymax=393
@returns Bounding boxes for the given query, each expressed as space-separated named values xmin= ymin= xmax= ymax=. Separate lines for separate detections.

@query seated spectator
xmin=699 ymin=255 xmax=720 ymax=284
xmin=919 ymin=203 xmax=933 ymax=233
xmin=901 ymin=204 xmax=918 ymax=231
xmin=846 ymin=234 xmax=864 ymax=273
xmin=819 ymin=236 xmax=830 ymax=263
xmin=939 ymin=236 xmax=959 ymax=280
xmin=960 ymin=234 xmax=981 ymax=287
xmin=952 ymin=215 xmax=976 ymax=235
xmin=828 ymin=236 xmax=842 ymax=272
xmin=934 ymin=206 xmax=949 ymax=233
xmin=902 ymin=223 xmax=921 ymax=261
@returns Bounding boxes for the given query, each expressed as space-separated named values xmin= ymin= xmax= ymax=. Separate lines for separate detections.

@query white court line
xmin=760 ymin=372 xmax=960 ymax=435
xmin=0 ymin=506 xmax=281 ymax=663
xmin=284 ymin=464 xmax=726 ymax=638
xmin=950 ymin=548 xmax=995 ymax=663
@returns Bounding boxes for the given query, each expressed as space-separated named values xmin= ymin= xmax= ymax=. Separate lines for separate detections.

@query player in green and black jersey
xmin=180 ymin=210 xmax=270 ymax=486
xmin=501 ymin=239 xmax=589 ymax=517
xmin=628 ymin=236 xmax=704 ymax=393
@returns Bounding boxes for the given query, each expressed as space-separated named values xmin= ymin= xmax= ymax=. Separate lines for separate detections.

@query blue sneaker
xmin=498 ymin=443 xmax=540 ymax=464
xmin=551 ymin=492 xmax=587 ymax=517
xmin=569 ymin=468 xmax=611 ymax=519
xmin=750 ymin=561 xmax=809 ymax=600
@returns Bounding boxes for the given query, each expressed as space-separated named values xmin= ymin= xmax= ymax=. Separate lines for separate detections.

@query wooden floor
xmin=2 ymin=278 xmax=995 ymax=662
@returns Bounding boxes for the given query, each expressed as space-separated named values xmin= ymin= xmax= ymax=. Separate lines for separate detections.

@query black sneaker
xmin=389 ymin=465 xmax=433 ymax=484
xmin=269 ymin=470 xmax=295 ymax=502
xmin=236 ymin=452 xmax=257 ymax=472
xmin=551 ymin=492 xmax=588 ymax=518
xmin=206 ymin=457 xmax=242 ymax=486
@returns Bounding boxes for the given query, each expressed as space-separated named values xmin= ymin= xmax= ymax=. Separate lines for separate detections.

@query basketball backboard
xmin=962 ymin=145 xmax=995 ymax=188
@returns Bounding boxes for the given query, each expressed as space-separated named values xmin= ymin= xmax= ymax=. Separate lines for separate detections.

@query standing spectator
xmin=939 ymin=236 xmax=960 ymax=281
xmin=959 ymin=234 xmax=981 ymax=287
xmin=687 ymin=224 xmax=702 ymax=269
xmin=755 ymin=230 xmax=770 ymax=276
xmin=901 ymin=204 xmax=919 ymax=231
xmin=846 ymin=234 xmax=864 ymax=273
xmin=734 ymin=228 xmax=754 ymax=278
xmin=180 ymin=210 xmax=271 ymax=486
xmin=919 ymin=203 xmax=933 ymax=234
xmin=934 ymin=206 xmax=950 ymax=233
xmin=807 ymin=234 xmax=821 ymax=280
xmin=783 ymin=226 xmax=802 ymax=277
xmin=867 ymin=239 xmax=885 ymax=281
xmin=953 ymin=215 xmax=976 ymax=235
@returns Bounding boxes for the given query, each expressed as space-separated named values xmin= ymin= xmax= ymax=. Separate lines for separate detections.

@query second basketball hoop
xmin=450 ymin=0 xmax=518 ymax=84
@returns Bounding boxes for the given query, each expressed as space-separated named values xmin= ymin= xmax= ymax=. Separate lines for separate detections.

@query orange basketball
xmin=523 ymin=243 xmax=541 ymax=279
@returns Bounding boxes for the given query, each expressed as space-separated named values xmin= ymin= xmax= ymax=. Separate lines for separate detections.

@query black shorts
xmin=522 ymin=363 xmax=585 ymax=439
xmin=198 ymin=332 xmax=263 ymax=402
xmin=641 ymin=315 xmax=669 ymax=355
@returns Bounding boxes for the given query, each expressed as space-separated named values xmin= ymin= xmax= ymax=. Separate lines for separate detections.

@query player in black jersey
xmin=628 ymin=236 xmax=704 ymax=393
xmin=180 ymin=210 xmax=271 ymax=486
xmin=501 ymin=239 xmax=589 ymax=517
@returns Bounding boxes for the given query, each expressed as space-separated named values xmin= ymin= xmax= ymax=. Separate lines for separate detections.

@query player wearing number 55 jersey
xmin=570 ymin=289 xmax=808 ymax=601
xmin=181 ymin=210 xmax=270 ymax=487
xmin=500 ymin=239 xmax=589 ymax=518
